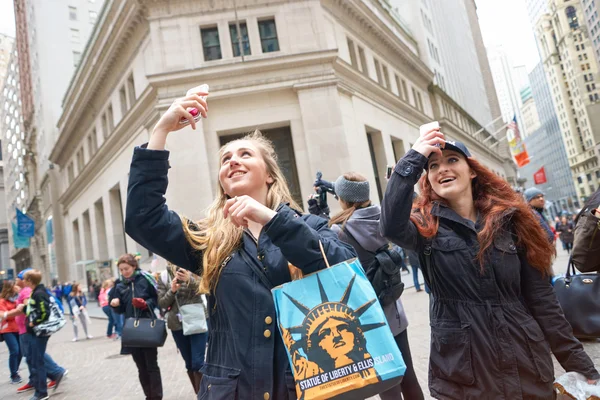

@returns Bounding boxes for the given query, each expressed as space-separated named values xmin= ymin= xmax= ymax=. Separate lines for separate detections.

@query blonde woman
xmin=124 ymin=85 xmax=355 ymax=399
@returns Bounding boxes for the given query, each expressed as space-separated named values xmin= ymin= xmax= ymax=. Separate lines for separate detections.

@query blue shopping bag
xmin=272 ymin=244 xmax=406 ymax=400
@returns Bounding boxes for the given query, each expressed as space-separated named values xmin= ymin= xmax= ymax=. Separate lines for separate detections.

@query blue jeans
xmin=102 ymin=305 xmax=115 ymax=336
xmin=111 ymin=309 xmax=123 ymax=336
xmin=20 ymin=333 xmax=64 ymax=385
xmin=3 ymin=332 xmax=22 ymax=378
xmin=171 ymin=329 xmax=207 ymax=372
xmin=30 ymin=335 xmax=50 ymax=396
xmin=412 ymin=265 xmax=421 ymax=291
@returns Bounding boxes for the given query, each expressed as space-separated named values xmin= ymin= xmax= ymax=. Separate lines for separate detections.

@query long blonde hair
xmin=328 ymin=172 xmax=371 ymax=229
xmin=182 ymin=130 xmax=300 ymax=293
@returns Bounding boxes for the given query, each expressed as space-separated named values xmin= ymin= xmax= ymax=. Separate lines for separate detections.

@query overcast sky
xmin=476 ymin=0 xmax=540 ymax=72
xmin=0 ymin=0 xmax=15 ymax=38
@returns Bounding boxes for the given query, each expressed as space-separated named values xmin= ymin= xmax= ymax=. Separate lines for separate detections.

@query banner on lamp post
xmin=16 ymin=209 xmax=35 ymax=238
xmin=533 ymin=167 xmax=547 ymax=185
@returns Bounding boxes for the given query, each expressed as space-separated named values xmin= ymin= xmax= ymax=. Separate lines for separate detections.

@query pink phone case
xmin=179 ymin=84 xmax=209 ymax=125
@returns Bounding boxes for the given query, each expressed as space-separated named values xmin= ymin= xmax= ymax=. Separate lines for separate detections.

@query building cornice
xmin=325 ymin=0 xmax=431 ymax=85
xmin=332 ymin=59 xmax=430 ymax=127
xmin=52 ymin=0 xmax=148 ymax=164
xmin=57 ymin=85 xmax=156 ymax=210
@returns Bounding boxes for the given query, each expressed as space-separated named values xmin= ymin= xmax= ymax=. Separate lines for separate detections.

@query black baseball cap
xmin=441 ymin=140 xmax=471 ymax=158
xmin=426 ymin=139 xmax=471 ymax=167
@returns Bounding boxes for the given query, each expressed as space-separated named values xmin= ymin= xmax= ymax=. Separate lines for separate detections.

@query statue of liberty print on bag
xmin=273 ymin=256 xmax=406 ymax=400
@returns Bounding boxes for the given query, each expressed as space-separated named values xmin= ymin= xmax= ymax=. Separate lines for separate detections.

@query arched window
xmin=566 ymin=6 xmax=579 ymax=29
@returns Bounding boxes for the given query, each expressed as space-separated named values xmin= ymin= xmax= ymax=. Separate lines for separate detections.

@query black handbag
xmin=121 ymin=282 xmax=167 ymax=348
xmin=554 ymin=258 xmax=600 ymax=339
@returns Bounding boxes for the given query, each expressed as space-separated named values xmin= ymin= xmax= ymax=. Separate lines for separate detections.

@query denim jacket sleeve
xmin=519 ymin=252 xmax=600 ymax=380
xmin=380 ymin=149 xmax=428 ymax=251
xmin=263 ymin=205 xmax=356 ymax=275
xmin=125 ymin=145 xmax=203 ymax=274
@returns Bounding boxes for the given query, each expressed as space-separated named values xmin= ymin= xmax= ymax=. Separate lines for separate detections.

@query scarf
xmin=123 ymin=269 xmax=158 ymax=291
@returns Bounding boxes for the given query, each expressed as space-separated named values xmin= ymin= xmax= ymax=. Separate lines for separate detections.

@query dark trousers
xmin=379 ymin=329 xmax=424 ymax=400
xmin=3 ymin=332 xmax=22 ymax=378
xmin=20 ymin=333 xmax=63 ymax=386
xmin=171 ymin=329 xmax=208 ymax=372
xmin=30 ymin=335 xmax=50 ymax=397
xmin=102 ymin=305 xmax=116 ymax=336
xmin=130 ymin=347 xmax=163 ymax=400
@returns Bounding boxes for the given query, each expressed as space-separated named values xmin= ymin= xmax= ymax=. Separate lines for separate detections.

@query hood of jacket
xmin=344 ymin=205 xmax=388 ymax=253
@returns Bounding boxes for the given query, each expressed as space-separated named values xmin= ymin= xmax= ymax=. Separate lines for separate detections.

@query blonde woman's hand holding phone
xmin=149 ymin=84 xmax=209 ymax=150
xmin=223 ymin=195 xmax=277 ymax=228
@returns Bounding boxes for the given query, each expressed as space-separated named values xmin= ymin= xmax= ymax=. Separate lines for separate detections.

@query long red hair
xmin=411 ymin=157 xmax=554 ymax=274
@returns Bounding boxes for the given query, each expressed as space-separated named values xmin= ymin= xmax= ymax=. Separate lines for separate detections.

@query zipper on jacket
xmin=590 ymin=220 xmax=600 ymax=249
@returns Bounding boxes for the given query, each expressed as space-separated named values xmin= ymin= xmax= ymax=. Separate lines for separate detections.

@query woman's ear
xmin=267 ymin=175 xmax=274 ymax=185
xmin=470 ymin=170 xmax=477 ymax=180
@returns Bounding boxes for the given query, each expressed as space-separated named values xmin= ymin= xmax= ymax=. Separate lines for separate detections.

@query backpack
xmin=32 ymin=296 xmax=66 ymax=337
xmin=341 ymin=227 xmax=404 ymax=306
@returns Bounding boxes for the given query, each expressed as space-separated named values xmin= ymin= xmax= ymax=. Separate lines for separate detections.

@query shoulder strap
xmin=239 ymin=249 xmax=274 ymax=290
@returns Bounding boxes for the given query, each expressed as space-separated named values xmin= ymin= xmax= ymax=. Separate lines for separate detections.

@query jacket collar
xmin=431 ymin=202 xmax=517 ymax=233
xmin=431 ymin=202 xmax=478 ymax=233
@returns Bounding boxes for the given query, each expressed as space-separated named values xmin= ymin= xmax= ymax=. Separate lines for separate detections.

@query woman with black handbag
xmin=380 ymin=125 xmax=598 ymax=399
xmin=327 ymin=172 xmax=424 ymax=400
xmin=109 ymin=253 xmax=162 ymax=400
xmin=157 ymin=264 xmax=208 ymax=395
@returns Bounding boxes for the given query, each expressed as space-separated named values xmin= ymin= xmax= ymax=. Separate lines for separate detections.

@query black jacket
xmin=124 ymin=145 xmax=356 ymax=400
xmin=380 ymin=149 xmax=599 ymax=400
xmin=26 ymin=284 xmax=51 ymax=334
xmin=555 ymin=222 xmax=575 ymax=244
xmin=109 ymin=273 xmax=157 ymax=320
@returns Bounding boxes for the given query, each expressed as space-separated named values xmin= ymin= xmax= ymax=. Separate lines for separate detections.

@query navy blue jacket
xmin=125 ymin=146 xmax=356 ymax=400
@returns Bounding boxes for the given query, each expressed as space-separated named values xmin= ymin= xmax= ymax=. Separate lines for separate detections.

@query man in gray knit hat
xmin=524 ymin=187 xmax=555 ymax=244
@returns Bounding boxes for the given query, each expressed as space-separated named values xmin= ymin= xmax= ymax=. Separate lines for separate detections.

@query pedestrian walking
xmin=23 ymin=269 xmax=67 ymax=400
xmin=328 ymin=172 xmax=424 ymax=400
xmin=556 ymin=215 xmax=575 ymax=254
xmin=68 ymin=283 xmax=92 ymax=341
xmin=4 ymin=270 xmax=67 ymax=395
xmin=109 ymin=254 xmax=163 ymax=400
xmin=99 ymin=280 xmax=118 ymax=339
xmin=123 ymin=86 xmax=355 ymax=399
xmin=0 ymin=280 xmax=22 ymax=384
xmin=524 ymin=187 xmax=555 ymax=244
xmin=380 ymin=125 xmax=599 ymax=399
xmin=157 ymin=264 xmax=207 ymax=394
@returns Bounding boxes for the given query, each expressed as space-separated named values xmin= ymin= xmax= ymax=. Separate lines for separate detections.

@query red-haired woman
xmin=380 ymin=126 xmax=599 ymax=399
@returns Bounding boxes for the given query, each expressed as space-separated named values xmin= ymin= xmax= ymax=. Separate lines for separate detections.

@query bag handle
xmin=132 ymin=279 xmax=157 ymax=321
xmin=318 ymin=240 xmax=331 ymax=269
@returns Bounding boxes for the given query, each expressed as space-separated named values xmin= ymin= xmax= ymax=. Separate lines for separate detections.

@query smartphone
xmin=419 ymin=121 xmax=440 ymax=136
xmin=386 ymin=166 xmax=393 ymax=180
xmin=179 ymin=83 xmax=209 ymax=125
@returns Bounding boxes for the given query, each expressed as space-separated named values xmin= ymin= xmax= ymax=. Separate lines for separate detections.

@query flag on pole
xmin=12 ymin=222 xmax=30 ymax=248
xmin=16 ymin=208 xmax=35 ymax=237
xmin=506 ymin=116 xmax=530 ymax=168
xmin=533 ymin=167 xmax=547 ymax=185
